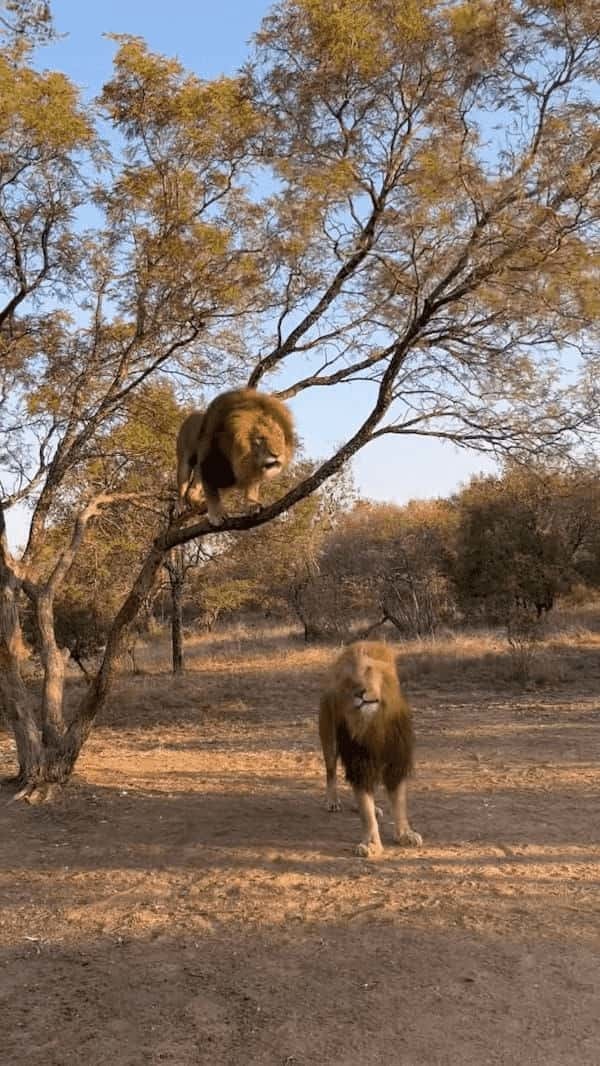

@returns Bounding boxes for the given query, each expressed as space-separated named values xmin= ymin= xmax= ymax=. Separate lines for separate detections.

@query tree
xmin=0 ymin=21 xmax=265 ymax=794
xmin=1 ymin=0 xmax=599 ymax=799
xmin=182 ymin=463 xmax=355 ymax=638
xmin=163 ymin=541 xmax=217 ymax=673
xmin=306 ymin=499 xmax=457 ymax=638
xmin=377 ymin=501 xmax=458 ymax=638
xmin=453 ymin=465 xmax=600 ymax=622
xmin=17 ymin=380 xmax=183 ymax=675
xmin=0 ymin=1 xmax=53 ymax=47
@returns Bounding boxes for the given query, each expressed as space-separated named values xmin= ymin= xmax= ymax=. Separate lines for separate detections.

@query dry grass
xmin=101 ymin=601 xmax=600 ymax=695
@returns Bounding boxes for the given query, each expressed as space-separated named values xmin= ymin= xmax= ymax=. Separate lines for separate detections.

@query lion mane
xmin=319 ymin=641 xmax=422 ymax=857
xmin=176 ymin=388 xmax=296 ymax=525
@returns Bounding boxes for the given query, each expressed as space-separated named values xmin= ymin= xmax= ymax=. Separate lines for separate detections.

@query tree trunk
xmin=63 ymin=539 xmax=168 ymax=773
xmin=6 ymin=535 xmax=169 ymax=797
xmin=35 ymin=589 xmax=68 ymax=750
xmin=171 ymin=580 xmax=184 ymax=674
xmin=0 ymin=580 xmax=42 ymax=786
xmin=168 ymin=549 xmax=185 ymax=675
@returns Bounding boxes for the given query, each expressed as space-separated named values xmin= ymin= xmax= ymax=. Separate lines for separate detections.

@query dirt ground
xmin=1 ymin=629 xmax=599 ymax=1066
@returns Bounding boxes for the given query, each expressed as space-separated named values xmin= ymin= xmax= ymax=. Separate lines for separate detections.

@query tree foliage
xmin=453 ymin=465 xmax=600 ymax=621
xmin=181 ymin=463 xmax=355 ymax=632
xmin=287 ymin=498 xmax=457 ymax=639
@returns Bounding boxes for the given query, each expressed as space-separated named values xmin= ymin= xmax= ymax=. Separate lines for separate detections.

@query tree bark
xmin=4 ymin=527 xmax=169 ymax=796
xmin=166 ymin=548 xmax=185 ymax=675
xmin=0 ymin=578 xmax=42 ymax=785
xmin=171 ymin=582 xmax=184 ymax=674
xmin=0 ymin=508 xmax=42 ymax=786
xmin=35 ymin=589 xmax=68 ymax=748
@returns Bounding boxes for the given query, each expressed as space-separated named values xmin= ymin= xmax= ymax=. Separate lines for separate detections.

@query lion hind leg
xmin=325 ymin=767 xmax=340 ymax=812
xmin=176 ymin=454 xmax=195 ymax=513
xmin=319 ymin=694 xmax=340 ymax=812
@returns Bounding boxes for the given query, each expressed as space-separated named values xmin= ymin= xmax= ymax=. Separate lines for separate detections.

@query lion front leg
xmin=387 ymin=778 xmax=422 ymax=848
xmin=243 ymin=479 xmax=262 ymax=514
xmin=353 ymin=788 xmax=383 ymax=858
xmin=200 ymin=480 xmax=225 ymax=526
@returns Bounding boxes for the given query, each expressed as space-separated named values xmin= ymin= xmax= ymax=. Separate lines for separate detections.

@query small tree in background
xmin=163 ymin=542 xmax=221 ymax=673
xmin=184 ymin=464 xmax=355 ymax=640
xmin=453 ymin=466 xmax=600 ymax=625
xmin=307 ymin=500 xmax=458 ymax=639
xmin=378 ymin=502 xmax=458 ymax=638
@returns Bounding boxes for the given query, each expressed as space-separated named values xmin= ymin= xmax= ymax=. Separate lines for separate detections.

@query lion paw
xmin=326 ymin=799 xmax=341 ymax=812
xmin=354 ymin=841 xmax=383 ymax=859
xmin=207 ymin=510 xmax=225 ymax=527
xmin=393 ymin=828 xmax=423 ymax=848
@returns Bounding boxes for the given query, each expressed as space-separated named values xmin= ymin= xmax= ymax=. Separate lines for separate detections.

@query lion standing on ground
xmin=318 ymin=641 xmax=423 ymax=857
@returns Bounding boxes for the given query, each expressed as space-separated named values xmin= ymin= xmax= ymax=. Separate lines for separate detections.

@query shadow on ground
xmin=1 ymin=633 xmax=599 ymax=1065
xmin=1 ymin=925 xmax=598 ymax=1066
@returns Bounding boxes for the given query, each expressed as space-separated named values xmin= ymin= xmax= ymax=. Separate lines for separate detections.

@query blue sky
xmin=42 ymin=0 xmax=269 ymax=86
xmin=3 ymin=0 xmax=495 ymax=547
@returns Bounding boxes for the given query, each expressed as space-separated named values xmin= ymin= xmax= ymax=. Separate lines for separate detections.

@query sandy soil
xmin=1 ymin=633 xmax=599 ymax=1065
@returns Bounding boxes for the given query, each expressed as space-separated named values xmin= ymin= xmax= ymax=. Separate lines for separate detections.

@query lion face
xmin=250 ymin=427 xmax=288 ymax=479
xmin=341 ymin=655 xmax=385 ymax=719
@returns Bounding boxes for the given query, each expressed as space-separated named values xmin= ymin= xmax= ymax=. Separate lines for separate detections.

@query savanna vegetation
xmin=1 ymin=6 xmax=600 ymax=1064
xmin=1 ymin=0 xmax=599 ymax=803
